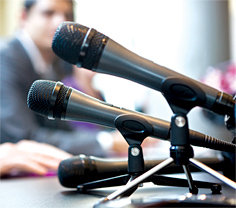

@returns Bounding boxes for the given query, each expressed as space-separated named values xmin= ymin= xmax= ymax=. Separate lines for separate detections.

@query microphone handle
xmin=96 ymin=39 xmax=234 ymax=116
xmin=65 ymin=88 xmax=235 ymax=152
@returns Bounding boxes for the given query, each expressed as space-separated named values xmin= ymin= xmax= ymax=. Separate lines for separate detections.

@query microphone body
xmin=66 ymin=85 xmax=169 ymax=140
xmin=52 ymin=22 xmax=235 ymax=117
xmin=27 ymin=80 xmax=236 ymax=152
xmin=58 ymin=154 xmax=224 ymax=188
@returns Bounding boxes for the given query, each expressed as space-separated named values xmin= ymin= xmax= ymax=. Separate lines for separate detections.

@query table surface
xmin=0 ymin=172 xmax=235 ymax=208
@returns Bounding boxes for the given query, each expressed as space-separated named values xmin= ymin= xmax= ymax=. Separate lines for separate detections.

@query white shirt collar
xmin=16 ymin=29 xmax=52 ymax=75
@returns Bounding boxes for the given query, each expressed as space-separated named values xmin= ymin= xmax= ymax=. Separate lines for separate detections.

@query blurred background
xmin=1 ymin=0 xmax=235 ymax=149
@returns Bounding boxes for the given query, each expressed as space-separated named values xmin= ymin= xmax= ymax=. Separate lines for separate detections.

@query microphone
xmin=27 ymin=80 xmax=236 ymax=153
xmin=58 ymin=154 xmax=224 ymax=188
xmin=52 ymin=22 xmax=235 ymax=117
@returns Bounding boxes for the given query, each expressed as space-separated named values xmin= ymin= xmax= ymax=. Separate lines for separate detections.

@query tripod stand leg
xmin=100 ymin=158 xmax=174 ymax=203
xmin=77 ymin=174 xmax=130 ymax=191
xmin=149 ymin=175 xmax=221 ymax=190
xmin=182 ymin=165 xmax=198 ymax=194
xmin=189 ymin=158 xmax=236 ymax=190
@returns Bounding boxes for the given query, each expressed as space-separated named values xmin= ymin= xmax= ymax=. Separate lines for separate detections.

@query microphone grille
xmin=52 ymin=22 xmax=89 ymax=65
xmin=53 ymin=83 xmax=69 ymax=118
xmin=82 ymin=31 xmax=108 ymax=69
xmin=27 ymin=80 xmax=56 ymax=116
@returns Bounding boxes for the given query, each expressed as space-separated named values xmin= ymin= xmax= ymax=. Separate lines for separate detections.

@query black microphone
xmin=27 ymin=80 xmax=236 ymax=153
xmin=52 ymin=22 xmax=235 ymax=117
xmin=58 ymin=154 xmax=224 ymax=188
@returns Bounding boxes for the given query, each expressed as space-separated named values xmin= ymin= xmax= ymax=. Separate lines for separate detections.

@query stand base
xmin=93 ymin=157 xmax=236 ymax=204
xmin=77 ymin=174 xmax=221 ymax=194
xmin=94 ymin=194 xmax=236 ymax=208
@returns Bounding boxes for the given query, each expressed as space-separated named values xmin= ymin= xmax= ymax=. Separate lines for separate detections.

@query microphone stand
xmin=87 ymin=81 xmax=236 ymax=206
xmin=77 ymin=114 xmax=148 ymax=194
xmin=77 ymin=114 xmax=220 ymax=194
xmin=77 ymin=109 xmax=235 ymax=195
xmin=93 ymin=114 xmax=234 ymax=205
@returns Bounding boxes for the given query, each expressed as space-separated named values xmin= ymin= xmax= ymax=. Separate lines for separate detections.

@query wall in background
xmin=1 ymin=0 xmax=234 ymax=65
xmin=75 ymin=0 xmax=231 ymax=79
xmin=0 ymin=0 xmax=22 ymax=37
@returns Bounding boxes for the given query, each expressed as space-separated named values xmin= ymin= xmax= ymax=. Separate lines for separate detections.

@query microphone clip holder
xmin=224 ymin=95 xmax=236 ymax=133
xmin=77 ymin=114 xmax=150 ymax=194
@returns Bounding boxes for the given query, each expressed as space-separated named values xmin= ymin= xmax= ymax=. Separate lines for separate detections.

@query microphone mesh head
xmin=52 ymin=21 xmax=108 ymax=69
xmin=52 ymin=22 xmax=89 ymax=65
xmin=27 ymin=80 xmax=56 ymax=116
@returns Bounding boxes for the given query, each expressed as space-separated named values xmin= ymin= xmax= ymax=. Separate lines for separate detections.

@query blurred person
xmin=0 ymin=0 xmax=130 ymax=157
xmin=0 ymin=140 xmax=72 ymax=177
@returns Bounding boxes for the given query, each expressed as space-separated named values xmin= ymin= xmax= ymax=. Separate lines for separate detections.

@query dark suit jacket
xmin=0 ymin=37 xmax=105 ymax=156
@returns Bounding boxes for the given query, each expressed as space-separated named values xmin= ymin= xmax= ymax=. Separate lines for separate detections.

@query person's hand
xmin=141 ymin=136 xmax=160 ymax=148
xmin=74 ymin=66 xmax=96 ymax=84
xmin=73 ymin=67 xmax=103 ymax=100
xmin=110 ymin=131 xmax=159 ymax=157
xmin=110 ymin=131 xmax=129 ymax=156
xmin=0 ymin=140 xmax=72 ymax=176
